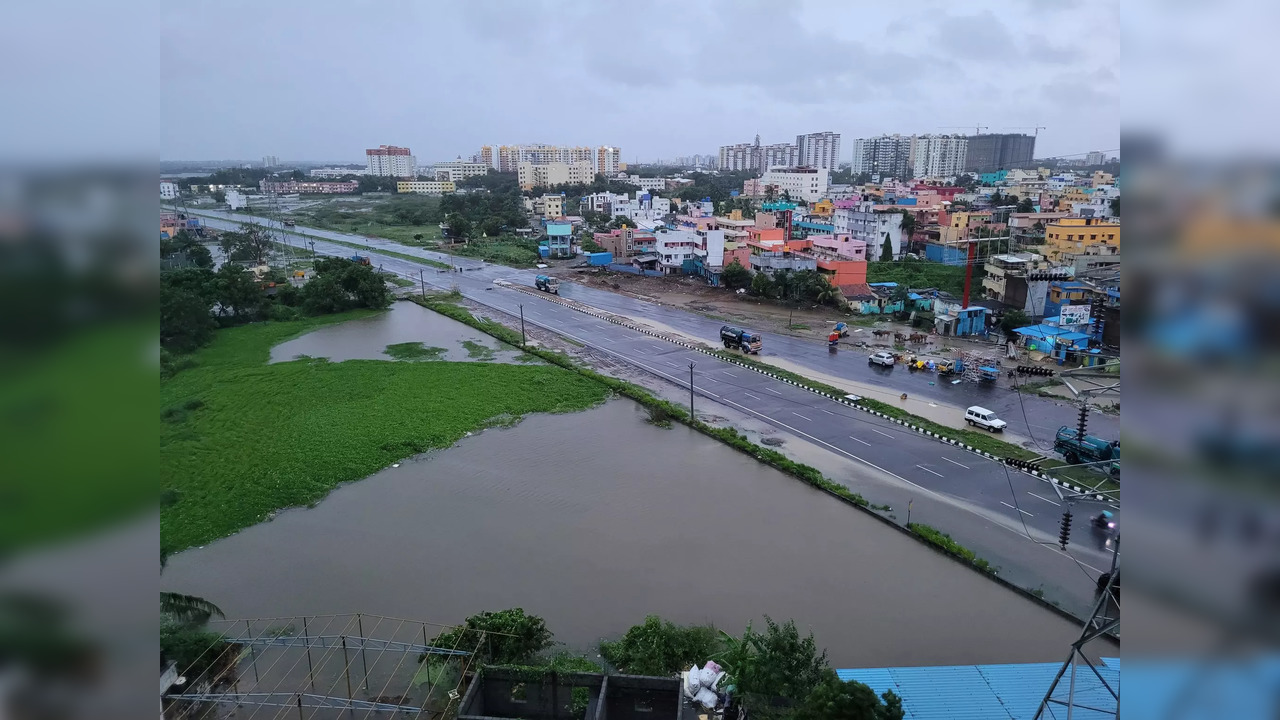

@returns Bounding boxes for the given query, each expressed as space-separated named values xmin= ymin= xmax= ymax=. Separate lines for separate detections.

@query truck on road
xmin=535 ymin=275 xmax=560 ymax=294
xmin=349 ymin=255 xmax=371 ymax=265
xmin=720 ymin=325 xmax=762 ymax=354
xmin=1054 ymin=426 xmax=1120 ymax=475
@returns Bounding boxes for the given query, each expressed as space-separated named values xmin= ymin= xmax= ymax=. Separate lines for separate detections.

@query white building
xmin=833 ymin=200 xmax=905 ymax=259
xmin=621 ymin=175 xmax=666 ymax=192
xmin=518 ymin=161 xmax=594 ymax=190
xmin=851 ymin=134 xmax=914 ymax=179
xmin=654 ymin=228 xmax=699 ymax=273
xmin=583 ymin=191 xmax=628 ymax=214
xmin=761 ymin=166 xmax=830 ymax=203
xmin=1085 ymin=150 xmax=1106 ymax=166
xmin=225 ymin=189 xmax=247 ymax=210
xmin=310 ymin=167 xmax=364 ymax=178
xmin=762 ymin=143 xmax=798 ymax=169
xmin=433 ymin=161 xmax=489 ymax=182
xmin=795 ymin=132 xmax=841 ymax=170
xmin=263 ymin=155 xmax=279 ymax=168
xmin=160 ymin=181 xmax=179 ymax=199
xmin=910 ymin=135 xmax=968 ymax=179
xmin=365 ymin=145 xmax=418 ymax=177
xmin=397 ymin=180 xmax=456 ymax=195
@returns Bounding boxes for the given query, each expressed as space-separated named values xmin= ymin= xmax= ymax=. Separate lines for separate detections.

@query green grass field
xmin=160 ymin=311 xmax=608 ymax=552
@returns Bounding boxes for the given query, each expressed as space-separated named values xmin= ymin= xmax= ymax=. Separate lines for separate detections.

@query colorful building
xmin=1044 ymin=217 xmax=1120 ymax=263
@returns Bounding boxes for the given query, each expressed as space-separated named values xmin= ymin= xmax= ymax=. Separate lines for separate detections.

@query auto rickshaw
xmin=832 ymin=321 xmax=850 ymax=338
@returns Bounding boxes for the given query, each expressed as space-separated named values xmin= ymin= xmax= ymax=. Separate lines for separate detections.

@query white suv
xmin=965 ymin=406 xmax=1007 ymax=432
xmin=868 ymin=351 xmax=896 ymax=367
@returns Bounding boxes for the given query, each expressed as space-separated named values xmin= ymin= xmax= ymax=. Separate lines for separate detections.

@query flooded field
xmin=163 ymin=398 xmax=1087 ymax=668
xmin=270 ymin=300 xmax=527 ymax=364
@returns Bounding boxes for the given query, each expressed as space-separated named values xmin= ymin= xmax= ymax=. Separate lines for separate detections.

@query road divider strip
xmin=495 ymin=280 xmax=1112 ymax=504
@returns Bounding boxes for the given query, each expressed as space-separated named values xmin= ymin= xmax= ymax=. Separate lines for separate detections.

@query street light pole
xmin=689 ymin=361 xmax=696 ymax=421
xmin=519 ymin=304 xmax=527 ymax=348
xmin=419 ymin=269 xmax=425 ymax=298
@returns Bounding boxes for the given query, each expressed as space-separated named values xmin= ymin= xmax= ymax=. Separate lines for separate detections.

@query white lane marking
xmin=792 ymin=412 xmax=813 ymax=422
xmin=849 ymin=436 xmax=871 ymax=446
xmin=633 ymin=347 xmax=648 ymax=355
xmin=663 ymin=361 xmax=680 ymax=368
xmin=941 ymin=457 xmax=970 ymax=469
xmin=821 ymin=409 xmax=835 ymax=415
xmin=765 ymin=388 xmax=783 ymax=395
xmin=743 ymin=392 xmax=762 ymax=400
xmin=722 ymin=370 xmax=737 ymax=377
xmin=705 ymin=377 xmax=719 ymax=383
xmin=1000 ymin=501 xmax=1034 ymax=517
xmin=1027 ymin=492 xmax=1061 ymax=507
xmin=916 ymin=464 xmax=945 ymax=478
xmin=870 ymin=428 xmax=893 ymax=439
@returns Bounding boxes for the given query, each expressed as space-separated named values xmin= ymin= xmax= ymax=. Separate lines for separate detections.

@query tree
xmin=289 ymin=169 xmax=305 ymax=181
xmin=212 ymin=189 xmax=226 ymax=204
xmin=413 ymin=233 xmax=424 ymax=242
xmin=956 ymin=173 xmax=978 ymax=191
xmin=480 ymin=217 xmax=504 ymax=238
xmin=880 ymin=234 xmax=894 ymax=262
xmin=1017 ymin=197 xmax=1035 ymax=213
xmin=221 ymin=222 xmax=273 ymax=265
xmin=898 ymin=210 xmax=916 ymax=240
xmin=213 ymin=264 xmax=269 ymax=321
xmin=814 ymin=278 xmax=843 ymax=307
xmin=1109 ymin=196 xmax=1120 ymax=217
xmin=433 ymin=608 xmax=553 ymax=665
xmin=160 ymin=281 xmax=216 ymax=352
xmin=1000 ymin=309 xmax=1029 ymax=334
xmin=750 ymin=271 xmax=776 ymax=298
xmin=721 ymin=260 xmax=751 ymax=290
xmin=301 ymin=257 xmax=391 ymax=315
xmin=719 ymin=617 xmax=829 ymax=706
xmin=796 ymin=671 xmax=904 ymax=720
xmin=161 ymin=592 xmax=225 ymax=628
xmin=600 ymin=616 xmax=721 ymax=676
xmin=444 ymin=213 xmax=473 ymax=241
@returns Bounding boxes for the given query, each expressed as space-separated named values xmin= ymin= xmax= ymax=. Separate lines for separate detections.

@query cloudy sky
xmin=159 ymin=0 xmax=1119 ymax=164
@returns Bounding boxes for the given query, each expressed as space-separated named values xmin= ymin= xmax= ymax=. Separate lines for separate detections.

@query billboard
xmin=1058 ymin=304 xmax=1092 ymax=325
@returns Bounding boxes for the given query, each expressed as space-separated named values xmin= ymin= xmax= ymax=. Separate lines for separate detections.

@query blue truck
xmin=535 ymin=275 xmax=560 ymax=294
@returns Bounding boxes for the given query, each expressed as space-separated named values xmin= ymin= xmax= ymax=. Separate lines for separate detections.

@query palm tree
xmin=161 ymin=592 xmax=226 ymax=627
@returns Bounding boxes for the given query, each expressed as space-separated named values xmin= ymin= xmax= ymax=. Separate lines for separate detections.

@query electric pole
xmin=519 ymin=304 xmax=527 ymax=349
xmin=420 ymin=269 xmax=426 ymax=298
xmin=689 ymin=361 xmax=696 ymax=421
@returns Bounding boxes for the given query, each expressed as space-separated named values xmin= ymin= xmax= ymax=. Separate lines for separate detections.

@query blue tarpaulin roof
xmin=1013 ymin=324 xmax=1067 ymax=339
xmin=907 ymin=293 xmax=924 ymax=300
xmin=838 ymin=659 xmax=1119 ymax=719
xmin=1058 ymin=331 xmax=1092 ymax=342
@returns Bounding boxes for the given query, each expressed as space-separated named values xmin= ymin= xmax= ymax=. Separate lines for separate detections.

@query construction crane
xmin=938 ymin=125 xmax=988 ymax=135
xmin=1006 ymin=126 xmax=1047 ymax=138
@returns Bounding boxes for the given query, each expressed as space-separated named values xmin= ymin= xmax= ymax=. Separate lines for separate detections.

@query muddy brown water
xmin=270 ymin=301 xmax=525 ymax=364
xmin=162 ymin=400 xmax=1085 ymax=668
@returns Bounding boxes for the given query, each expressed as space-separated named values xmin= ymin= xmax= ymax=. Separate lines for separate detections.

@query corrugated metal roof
xmin=836 ymin=660 xmax=1118 ymax=719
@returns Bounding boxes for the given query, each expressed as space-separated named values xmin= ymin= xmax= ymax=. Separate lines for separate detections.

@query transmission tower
xmin=1034 ymin=537 xmax=1119 ymax=718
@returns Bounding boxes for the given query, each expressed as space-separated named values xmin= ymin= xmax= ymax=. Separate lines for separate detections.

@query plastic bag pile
xmin=683 ymin=661 xmax=727 ymax=710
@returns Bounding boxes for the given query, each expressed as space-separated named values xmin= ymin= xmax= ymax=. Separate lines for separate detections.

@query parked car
xmin=868 ymin=351 xmax=896 ymax=367
xmin=965 ymin=406 xmax=1007 ymax=432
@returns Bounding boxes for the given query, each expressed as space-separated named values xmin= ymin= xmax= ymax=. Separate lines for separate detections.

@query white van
xmin=965 ymin=406 xmax=1007 ymax=432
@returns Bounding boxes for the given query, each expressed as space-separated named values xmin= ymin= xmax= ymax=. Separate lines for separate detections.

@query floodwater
xmin=270 ymin=301 xmax=527 ymax=364
xmin=163 ymin=399 xmax=1089 ymax=668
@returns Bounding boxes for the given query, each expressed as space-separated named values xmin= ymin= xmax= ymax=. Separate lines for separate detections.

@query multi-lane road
xmin=184 ymin=208 xmax=1119 ymax=585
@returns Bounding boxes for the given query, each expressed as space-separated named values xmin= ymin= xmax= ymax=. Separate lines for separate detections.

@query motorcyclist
xmin=1093 ymin=510 xmax=1116 ymax=530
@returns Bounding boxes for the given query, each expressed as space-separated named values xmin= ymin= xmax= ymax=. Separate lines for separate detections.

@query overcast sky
xmin=158 ymin=0 xmax=1119 ymax=164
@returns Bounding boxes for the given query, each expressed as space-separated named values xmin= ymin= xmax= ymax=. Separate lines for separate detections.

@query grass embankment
xmin=160 ymin=310 xmax=608 ymax=552
xmin=287 ymin=230 xmax=451 ymax=270
xmin=293 ymin=198 xmax=445 ymax=246
xmin=866 ymin=258 xmax=967 ymax=296
xmin=909 ymin=523 xmax=995 ymax=573
xmin=413 ymin=295 xmax=1002 ymax=576
xmin=444 ymin=236 xmax=542 ymax=267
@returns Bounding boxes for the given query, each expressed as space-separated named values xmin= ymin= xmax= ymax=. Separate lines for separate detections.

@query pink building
xmin=810 ymin=233 xmax=868 ymax=261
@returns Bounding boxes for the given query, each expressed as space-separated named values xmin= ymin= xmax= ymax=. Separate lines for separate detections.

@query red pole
xmin=962 ymin=239 xmax=976 ymax=308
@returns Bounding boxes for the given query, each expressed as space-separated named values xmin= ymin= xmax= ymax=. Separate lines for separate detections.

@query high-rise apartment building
xmin=910 ymin=134 xmax=968 ymax=178
xmin=963 ymin=133 xmax=1035 ymax=172
xmin=1085 ymin=150 xmax=1106 ymax=166
xmin=719 ymin=142 xmax=757 ymax=171
xmin=517 ymin=161 xmax=594 ymax=190
xmin=762 ymin=143 xmax=799 ymax=169
xmin=760 ymin=166 xmax=830 ymax=203
xmin=596 ymin=146 xmax=621 ymax=175
xmin=850 ymin=135 xmax=914 ymax=179
xmin=433 ymin=160 xmax=490 ymax=182
xmin=262 ymin=155 xmax=279 ymax=168
xmin=365 ymin=145 xmax=418 ymax=177
xmin=795 ymin=132 xmax=841 ymax=170
xmin=478 ymin=146 xmax=495 ymax=169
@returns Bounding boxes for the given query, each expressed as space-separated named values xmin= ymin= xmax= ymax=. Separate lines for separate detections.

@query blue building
xmin=979 ymin=169 xmax=1009 ymax=185
xmin=544 ymin=222 xmax=573 ymax=258
xmin=924 ymin=243 xmax=968 ymax=266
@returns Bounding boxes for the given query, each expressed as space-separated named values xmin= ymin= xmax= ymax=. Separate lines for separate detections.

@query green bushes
xmin=600 ymin=616 xmax=721 ymax=676
xmin=908 ymin=523 xmax=996 ymax=574
xmin=433 ymin=608 xmax=553 ymax=665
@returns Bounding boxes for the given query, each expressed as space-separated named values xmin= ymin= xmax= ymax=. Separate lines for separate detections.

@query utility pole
xmin=420 ymin=269 xmax=426 ymax=298
xmin=688 ymin=361 xmax=696 ymax=421
xmin=519 ymin=304 xmax=527 ymax=348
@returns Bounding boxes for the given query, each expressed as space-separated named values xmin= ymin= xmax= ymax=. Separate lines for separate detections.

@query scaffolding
xmin=162 ymin=613 xmax=497 ymax=720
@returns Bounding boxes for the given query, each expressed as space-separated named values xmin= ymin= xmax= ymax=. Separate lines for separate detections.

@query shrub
xmin=433 ymin=608 xmax=553 ymax=665
xmin=600 ymin=616 xmax=721 ymax=676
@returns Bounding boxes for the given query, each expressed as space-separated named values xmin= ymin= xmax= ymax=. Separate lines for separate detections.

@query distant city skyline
xmin=159 ymin=2 xmax=1118 ymax=164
